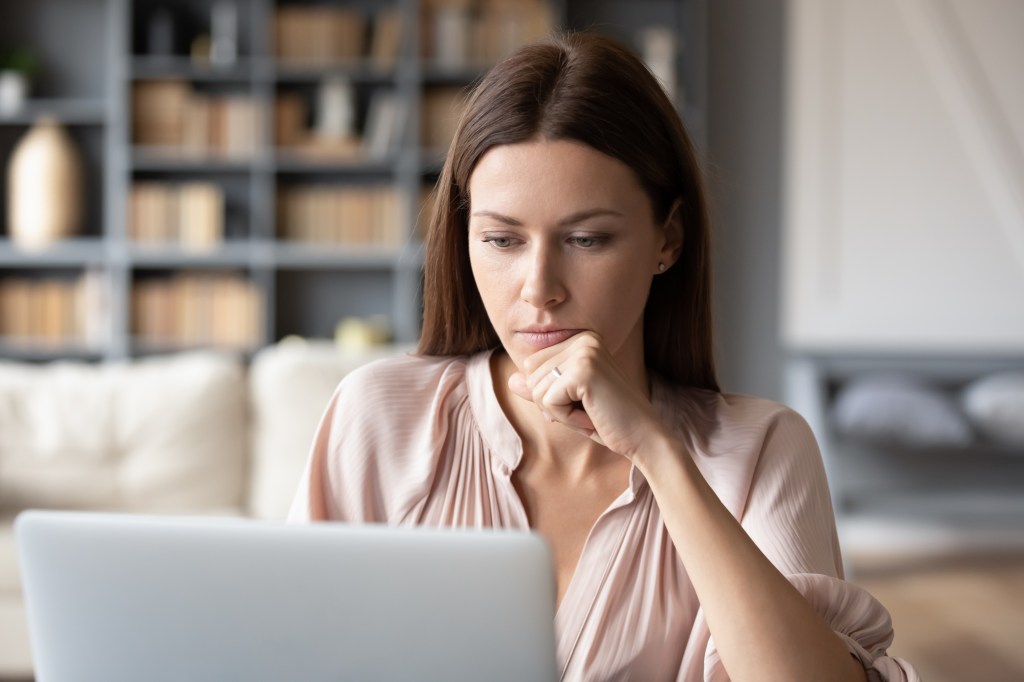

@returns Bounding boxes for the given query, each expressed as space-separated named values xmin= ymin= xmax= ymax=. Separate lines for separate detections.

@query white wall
xmin=782 ymin=0 xmax=1024 ymax=353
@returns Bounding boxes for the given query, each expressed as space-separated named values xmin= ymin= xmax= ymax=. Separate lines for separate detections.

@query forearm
xmin=635 ymin=431 xmax=866 ymax=682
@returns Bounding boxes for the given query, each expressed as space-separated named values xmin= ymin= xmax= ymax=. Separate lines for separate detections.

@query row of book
xmin=129 ymin=182 xmax=224 ymax=249
xmin=421 ymin=0 xmax=553 ymax=67
xmin=273 ymin=6 xmax=403 ymax=67
xmin=126 ymin=180 xmax=441 ymax=248
xmin=275 ymin=88 xmax=405 ymax=161
xmin=132 ymin=274 xmax=263 ymax=350
xmin=132 ymin=81 xmax=258 ymax=157
xmin=0 ymin=272 xmax=107 ymax=347
xmin=133 ymin=81 xmax=466 ymax=160
xmin=277 ymin=186 xmax=405 ymax=245
xmin=421 ymin=87 xmax=468 ymax=150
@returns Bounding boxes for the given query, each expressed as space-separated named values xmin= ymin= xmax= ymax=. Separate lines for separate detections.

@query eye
xmin=568 ymin=235 xmax=607 ymax=248
xmin=482 ymin=236 xmax=516 ymax=248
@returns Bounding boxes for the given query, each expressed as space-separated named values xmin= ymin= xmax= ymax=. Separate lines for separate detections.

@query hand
xmin=507 ymin=331 xmax=668 ymax=460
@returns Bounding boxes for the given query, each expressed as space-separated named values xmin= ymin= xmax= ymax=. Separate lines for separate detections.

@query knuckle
xmin=573 ymin=331 xmax=598 ymax=349
xmin=578 ymin=348 xmax=601 ymax=370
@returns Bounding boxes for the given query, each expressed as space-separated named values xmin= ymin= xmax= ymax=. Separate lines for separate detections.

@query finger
xmin=537 ymin=374 xmax=588 ymax=425
xmin=511 ymin=369 xmax=574 ymax=427
xmin=558 ymin=404 xmax=595 ymax=432
xmin=525 ymin=356 xmax=563 ymax=391
xmin=527 ymin=361 xmax=566 ymax=410
xmin=520 ymin=343 xmax=568 ymax=379
xmin=521 ymin=331 xmax=595 ymax=385
xmin=510 ymin=368 xmax=565 ymax=408
xmin=559 ymin=420 xmax=604 ymax=447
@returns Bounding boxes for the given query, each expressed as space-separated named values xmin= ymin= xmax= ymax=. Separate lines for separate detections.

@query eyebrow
xmin=469 ymin=208 xmax=624 ymax=227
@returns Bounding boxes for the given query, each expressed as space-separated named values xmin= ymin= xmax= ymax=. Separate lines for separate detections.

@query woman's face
xmin=467 ymin=138 xmax=679 ymax=373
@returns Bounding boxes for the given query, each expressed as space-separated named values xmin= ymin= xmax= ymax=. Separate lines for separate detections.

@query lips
xmin=516 ymin=328 xmax=583 ymax=349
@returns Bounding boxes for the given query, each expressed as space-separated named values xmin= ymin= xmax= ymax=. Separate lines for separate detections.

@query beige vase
xmin=7 ymin=116 xmax=84 ymax=250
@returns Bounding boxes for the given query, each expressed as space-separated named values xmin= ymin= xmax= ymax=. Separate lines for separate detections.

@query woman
xmin=290 ymin=32 xmax=920 ymax=682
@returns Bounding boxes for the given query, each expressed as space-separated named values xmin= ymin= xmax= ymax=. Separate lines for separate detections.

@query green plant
xmin=0 ymin=48 xmax=39 ymax=76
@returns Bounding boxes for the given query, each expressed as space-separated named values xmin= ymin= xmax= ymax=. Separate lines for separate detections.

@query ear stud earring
xmin=658 ymin=263 xmax=666 ymax=273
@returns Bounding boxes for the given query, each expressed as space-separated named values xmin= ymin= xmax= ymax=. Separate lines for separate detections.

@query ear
xmin=656 ymin=198 xmax=684 ymax=272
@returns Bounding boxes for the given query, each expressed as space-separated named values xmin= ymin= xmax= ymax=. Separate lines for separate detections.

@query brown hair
xmin=417 ymin=31 xmax=718 ymax=391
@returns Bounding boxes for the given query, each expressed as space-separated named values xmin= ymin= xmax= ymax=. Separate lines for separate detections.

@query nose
xmin=520 ymin=244 xmax=566 ymax=309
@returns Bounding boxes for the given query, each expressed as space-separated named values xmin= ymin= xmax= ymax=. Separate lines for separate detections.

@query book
xmin=181 ymin=94 xmax=210 ymax=155
xmin=272 ymin=7 xmax=303 ymax=62
xmin=362 ymin=89 xmax=403 ymax=159
xmin=273 ymin=6 xmax=367 ymax=64
xmin=179 ymin=183 xmax=224 ymax=252
xmin=77 ymin=268 xmax=107 ymax=347
xmin=277 ymin=185 xmax=403 ymax=246
xmin=421 ymin=86 xmax=467 ymax=150
xmin=133 ymin=273 xmax=260 ymax=349
xmin=0 ymin=275 xmax=98 ymax=347
xmin=422 ymin=0 xmax=553 ymax=65
xmin=133 ymin=82 xmax=256 ymax=158
xmin=132 ymin=80 xmax=190 ymax=146
xmin=275 ymin=93 xmax=307 ymax=147
xmin=474 ymin=0 xmax=553 ymax=64
xmin=130 ymin=182 xmax=225 ymax=248
xmin=370 ymin=9 xmax=403 ymax=68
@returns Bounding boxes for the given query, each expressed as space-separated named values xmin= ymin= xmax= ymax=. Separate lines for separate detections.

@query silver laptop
xmin=15 ymin=510 xmax=558 ymax=682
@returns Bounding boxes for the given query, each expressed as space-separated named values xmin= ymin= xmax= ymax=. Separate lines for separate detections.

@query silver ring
xmin=551 ymin=366 xmax=562 ymax=379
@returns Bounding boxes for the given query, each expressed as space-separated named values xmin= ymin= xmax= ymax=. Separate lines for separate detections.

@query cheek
xmin=584 ymin=258 xmax=653 ymax=323
xmin=605 ymin=281 xmax=650 ymax=315
xmin=469 ymin=246 xmax=514 ymax=314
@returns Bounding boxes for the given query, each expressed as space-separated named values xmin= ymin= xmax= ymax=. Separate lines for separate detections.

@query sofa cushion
xmin=0 ymin=594 xmax=32 ymax=676
xmin=962 ymin=372 xmax=1024 ymax=446
xmin=0 ymin=518 xmax=18 ymax=594
xmin=0 ymin=352 xmax=247 ymax=514
xmin=831 ymin=375 xmax=974 ymax=448
xmin=248 ymin=340 xmax=412 ymax=519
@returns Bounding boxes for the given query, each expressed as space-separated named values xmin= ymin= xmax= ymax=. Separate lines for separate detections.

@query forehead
xmin=467 ymin=139 xmax=651 ymax=218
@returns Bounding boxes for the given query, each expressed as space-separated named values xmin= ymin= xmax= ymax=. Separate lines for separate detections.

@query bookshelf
xmin=0 ymin=0 xmax=707 ymax=361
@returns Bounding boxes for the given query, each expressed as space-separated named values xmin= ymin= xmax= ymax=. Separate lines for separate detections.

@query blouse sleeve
xmin=286 ymin=355 xmax=465 ymax=525
xmin=703 ymin=406 xmax=922 ymax=681
xmin=785 ymin=573 xmax=920 ymax=682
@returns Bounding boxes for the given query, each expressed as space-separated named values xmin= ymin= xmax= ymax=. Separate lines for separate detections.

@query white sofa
xmin=0 ymin=340 xmax=408 ymax=679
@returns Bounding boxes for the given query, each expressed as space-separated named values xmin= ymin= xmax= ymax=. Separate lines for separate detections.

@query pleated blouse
xmin=289 ymin=350 xmax=921 ymax=682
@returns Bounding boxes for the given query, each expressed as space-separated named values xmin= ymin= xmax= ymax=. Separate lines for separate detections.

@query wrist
xmin=631 ymin=424 xmax=690 ymax=479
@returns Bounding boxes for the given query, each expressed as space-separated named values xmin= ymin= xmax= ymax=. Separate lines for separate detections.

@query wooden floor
xmin=849 ymin=553 xmax=1024 ymax=682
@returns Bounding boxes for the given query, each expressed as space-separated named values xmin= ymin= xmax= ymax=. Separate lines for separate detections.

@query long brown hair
xmin=417 ymin=31 xmax=718 ymax=391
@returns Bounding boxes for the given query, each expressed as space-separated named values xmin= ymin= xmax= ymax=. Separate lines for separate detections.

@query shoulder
xmin=332 ymin=352 xmax=473 ymax=413
xmin=655 ymin=383 xmax=824 ymax=502
xmin=657 ymin=383 xmax=816 ymax=457
xmin=339 ymin=351 xmax=469 ymax=387
xmin=324 ymin=352 xmax=478 ymax=454
xmin=314 ymin=352 xmax=482 ymax=522
xmin=717 ymin=393 xmax=817 ymax=449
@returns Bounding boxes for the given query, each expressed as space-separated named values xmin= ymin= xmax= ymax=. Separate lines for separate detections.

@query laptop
xmin=15 ymin=510 xmax=558 ymax=682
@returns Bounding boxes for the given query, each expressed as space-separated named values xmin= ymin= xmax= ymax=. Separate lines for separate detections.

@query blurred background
xmin=0 ymin=0 xmax=1021 ymax=680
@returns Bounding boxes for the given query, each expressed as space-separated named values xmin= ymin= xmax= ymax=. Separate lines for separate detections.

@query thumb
xmin=508 ymin=372 xmax=533 ymax=402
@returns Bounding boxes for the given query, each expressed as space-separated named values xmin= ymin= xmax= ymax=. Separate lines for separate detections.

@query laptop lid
xmin=15 ymin=510 xmax=558 ymax=682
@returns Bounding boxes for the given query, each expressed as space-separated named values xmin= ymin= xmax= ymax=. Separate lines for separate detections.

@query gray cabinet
xmin=1 ymin=0 xmax=706 ymax=362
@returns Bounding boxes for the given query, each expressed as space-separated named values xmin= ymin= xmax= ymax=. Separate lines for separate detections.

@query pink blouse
xmin=289 ymin=351 xmax=920 ymax=682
